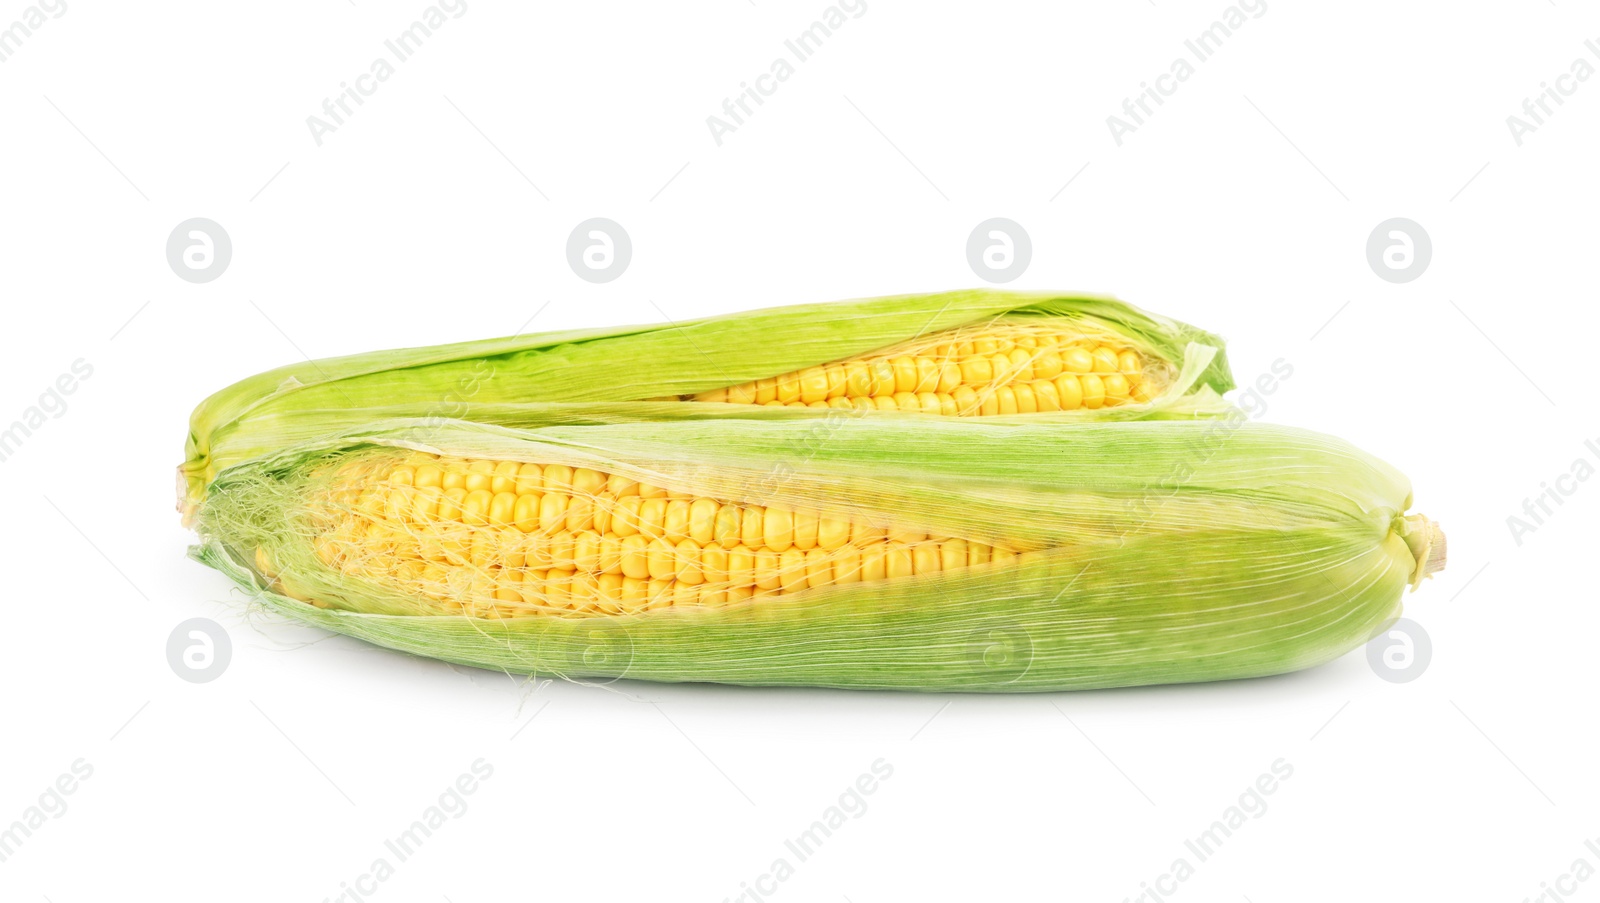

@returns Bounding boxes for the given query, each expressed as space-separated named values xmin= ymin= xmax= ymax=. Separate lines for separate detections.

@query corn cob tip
xmin=1402 ymin=515 xmax=1447 ymax=590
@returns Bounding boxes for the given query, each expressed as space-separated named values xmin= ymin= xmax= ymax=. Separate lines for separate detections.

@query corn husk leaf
xmin=181 ymin=289 xmax=1234 ymax=512
xmin=190 ymin=413 xmax=1440 ymax=692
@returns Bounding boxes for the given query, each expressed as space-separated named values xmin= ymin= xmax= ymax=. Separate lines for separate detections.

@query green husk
xmin=190 ymin=412 xmax=1441 ymax=692
xmin=180 ymin=289 xmax=1234 ymax=513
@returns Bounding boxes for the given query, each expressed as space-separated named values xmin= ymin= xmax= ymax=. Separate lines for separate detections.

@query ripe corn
xmin=690 ymin=318 xmax=1164 ymax=414
xmin=180 ymin=290 xmax=1233 ymax=513
xmin=192 ymin=416 xmax=1445 ymax=692
xmin=267 ymin=451 xmax=1025 ymax=620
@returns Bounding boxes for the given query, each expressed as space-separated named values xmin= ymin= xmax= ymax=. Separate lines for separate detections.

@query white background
xmin=2 ymin=1 xmax=1596 ymax=900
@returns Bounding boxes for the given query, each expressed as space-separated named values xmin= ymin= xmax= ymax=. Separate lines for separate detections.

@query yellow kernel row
xmin=350 ymin=466 xmax=906 ymax=554
xmin=756 ymin=372 xmax=1149 ymax=414
xmin=373 ymin=537 xmax=1024 ymax=617
xmin=691 ymin=316 xmax=1169 ymax=413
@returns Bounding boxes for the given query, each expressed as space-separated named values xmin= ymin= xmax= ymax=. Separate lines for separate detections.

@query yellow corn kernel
xmin=598 ymin=534 xmax=622 ymax=575
xmin=754 ymin=549 xmax=781 ymax=590
xmin=740 ymin=505 xmax=765 ymax=547
xmin=940 ymin=539 xmax=968 ymax=572
xmin=464 ymin=460 xmax=495 ymax=492
xmin=726 ymin=545 xmax=755 ymax=592
xmin=701 ymin=545 xmax=728 ymax=589
xmin=885 ymin=542 xmax=914 ymax=579
xmin=573 ymin=531 xmax=602 ymax=572
xmin=1033 ymin=380 xmax=1061 ymax=412
xmin=509 ymin=462 xmax=539 ymax=494
xmin=805 ymin=548 xmax=834 ymax=589
xmin=539 ymin=493 xmax=568 ymax=532
xmin=1081 ymin=374 xmax=1106 ymax=410
xmin=663 ymin=499 xmax=691 ymax=543
xmin=462 ymin=489 xmax=493 ymax=526
xmin=675 ymin=540 xmax=703 ymax=585
xmin=1012 ymin=383 xmax=1038 ymax=414
xmin=1056 ymin=375 xmax=1083 ymax=410
xmin=489 ymin=492 xmax=517 ymax=526
xmin=585 ymin=573 xmax=621 ymax=614
xmin=776 ymin=371 xmax=802 ymax=403
xmin=798 ymin=366 xmax=830 ymax=403
xmin=792 ymin=509 xmax=819 ymax=551
xmin=1034 ymin=349 xmax=1063 ymax=380
xmin=860 ymin=544 xmax=887 ymax=582
xmin=548 ymin=532 xmax=575 ymax=570
xmin=491 ymin=460 xmax=520 ymax=495
xmin=1064 ymin=347 xmax=1093 ymax=374
xmin=619 ymin=577 xmax=649 ymax=613
xmin=612 ymin=496 xmax=643 ymax=537
xmin=415 ymin=463 xmax=443 ymax=490
xmin=620 ymin=535 xmax=649 ymax=579
xmin=411 ymin=486 xmax=443 ymax=523
xmin=832 ymin=546 xmax=862 ymax=584
xmin=763 ymin=507 xmax=794 ymax=552
xmin=995 ymin=386 xmax=1019 ymax=416
xmin=778 ymin=548 xmax=809 ymax=592
xmin=647 ymin=537 xmax=676 ymax=580
xmin=638 ymin=498 xmax=668 ymax=539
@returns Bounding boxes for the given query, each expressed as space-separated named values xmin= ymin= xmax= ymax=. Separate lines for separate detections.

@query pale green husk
xmin=180 ymin=290 xmax=1235 ymax=511
xmin=190 ymin=412 xmax=1435 ymax=692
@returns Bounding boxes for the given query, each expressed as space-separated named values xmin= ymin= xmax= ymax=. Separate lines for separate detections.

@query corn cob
xmin=267 ymin=451 xmax=1025 ymax=619
xmin=192 ymin=416 xmax=1444 ymax=692
xmin=691 ymin=318 xmax=1163 ymax=413
xmin=180 ymin=290 xmax=1233 ymax=513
